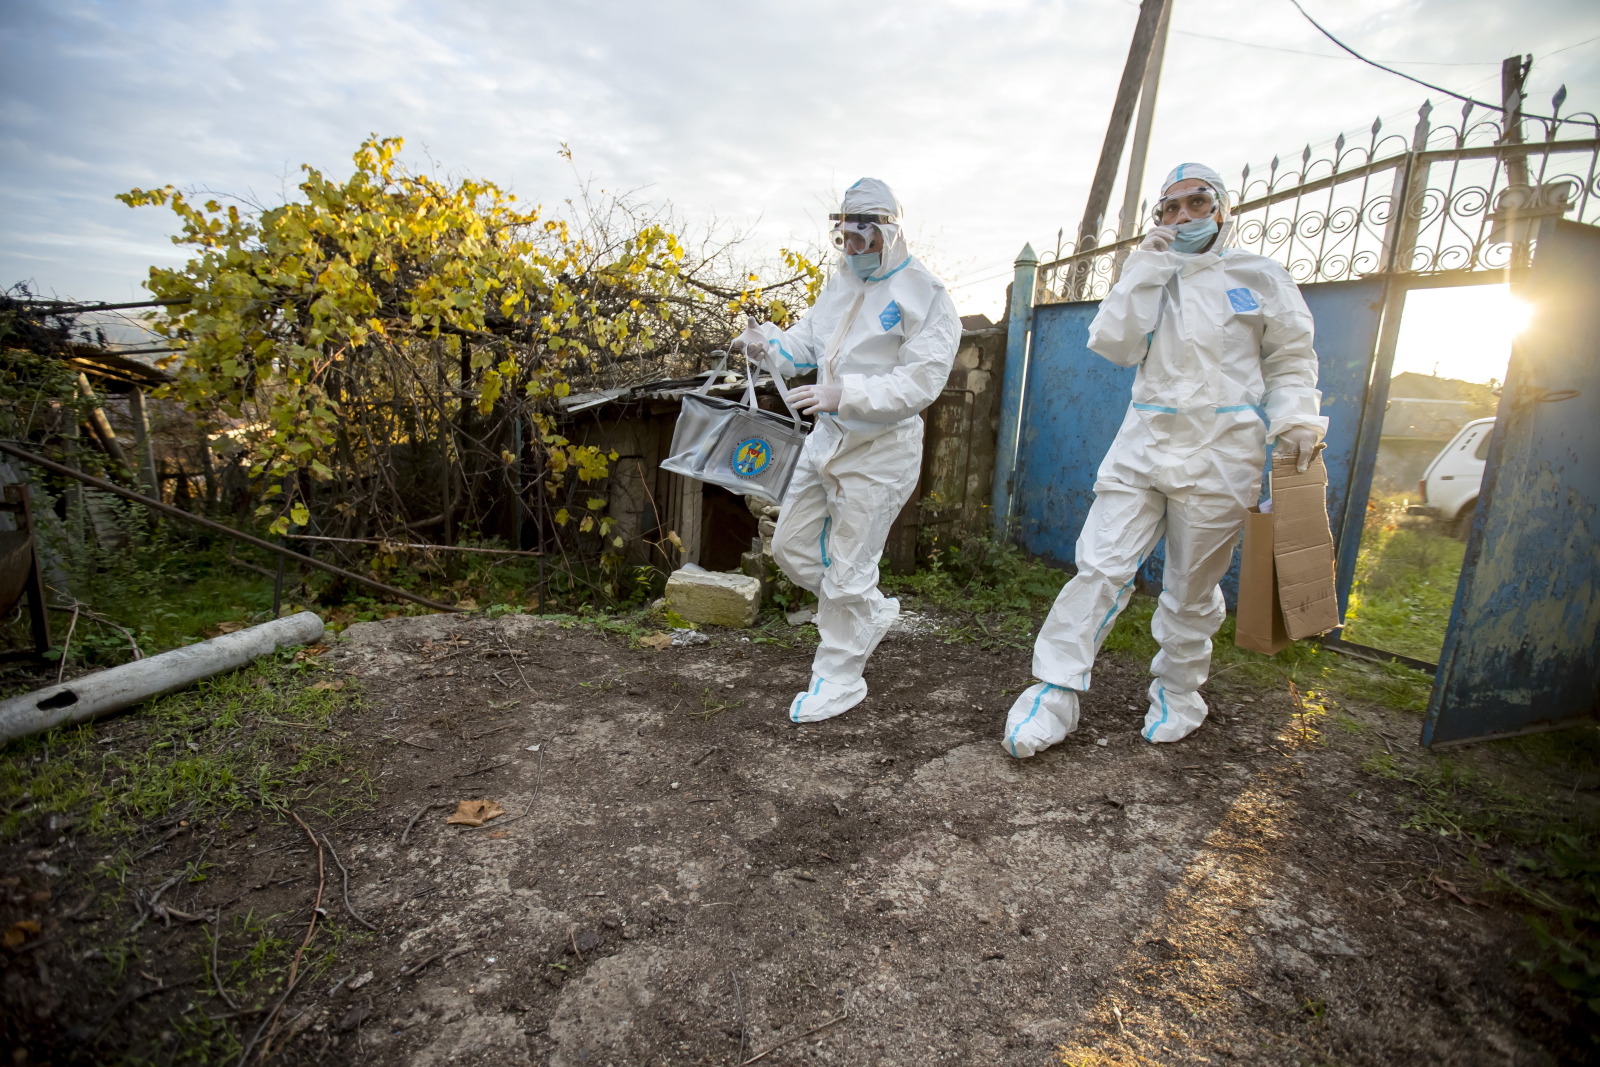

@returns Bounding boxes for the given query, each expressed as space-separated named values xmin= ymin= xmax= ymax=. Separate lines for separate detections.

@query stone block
xmin=665 ymin=569 xmax=762 ymax=628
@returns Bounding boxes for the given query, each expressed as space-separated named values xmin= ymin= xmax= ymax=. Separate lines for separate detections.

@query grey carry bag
xmin=662 ymin=351 xmax=809 ymax=506
xmin=660 ymin=353 xmax=741 ymax=480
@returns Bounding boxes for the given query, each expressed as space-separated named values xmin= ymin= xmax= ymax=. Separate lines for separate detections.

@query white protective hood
xmin=838 ymin=177 xmax=911 ymax=279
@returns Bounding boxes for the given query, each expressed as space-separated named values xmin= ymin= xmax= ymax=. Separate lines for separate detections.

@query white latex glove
xmin=1140 ymin=225 xmax=1177 ymax=252
xmin=787 ymin=383 xmax=843 ymax=416
xmin=1275 ymin=426 xmax=1321 ymax=473
xmin=727 ymin=338 xmax=768 ymax=360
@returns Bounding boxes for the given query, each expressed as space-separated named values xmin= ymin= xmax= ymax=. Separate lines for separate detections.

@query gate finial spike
xmin=1334 ymin=132 xmax=1345 ymax=155
xmin=1553 ymin=84 xmax=1568 ymax=116
xmin=1371 ymin=115 xmax=1383 ymax=137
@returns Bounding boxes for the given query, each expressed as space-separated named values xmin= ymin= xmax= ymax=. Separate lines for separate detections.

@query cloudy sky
xmin=3 ymin=0 xmax=1597 ymax=325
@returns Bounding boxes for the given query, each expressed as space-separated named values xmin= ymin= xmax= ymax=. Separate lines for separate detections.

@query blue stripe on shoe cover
xmin=791 ymin=677 xmax=825 ymax=722
xmin=1133 ymin=402 xmax=1179 ymax=414
xmin=820 ymin=516 xmax=832 ymax=568
xmin=1006 ymin=683 xmax=1060 ymax=758
xmin=1143 ymin=682 xmax=1171 ymax=740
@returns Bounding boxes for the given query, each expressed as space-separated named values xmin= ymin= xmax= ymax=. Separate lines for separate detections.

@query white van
xmin=1410 ymin=417 xmax=1495 ymax=533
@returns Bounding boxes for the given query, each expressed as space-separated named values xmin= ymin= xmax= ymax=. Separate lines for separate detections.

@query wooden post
xmin=1501 ymin=55 xmax=1531 ymax=189
xmin=76 ymin=373 xmax=131 ymax=472
xmin=1115 ymin=0 xmax=1170 ymax=250
xmin=992 ymin=243 xmax=1039 ymax=532
xmin=198 ymin=432 xmax=217 ymax=511
xmin=128 ymin=386 xmax=158 ymax=493
xmin=1073 ymin=0 xmax=1168 ymax=294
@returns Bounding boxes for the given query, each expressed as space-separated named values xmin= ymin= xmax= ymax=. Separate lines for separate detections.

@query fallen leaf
xmin=489 ymin=831 xmax=509 ymax=839
xmin=639 ymin=632 xmax=673 ymax=650
xmin=446 ymin=799 xmax=506 ymax=827
xmin=455 ymin=597 xmax=479 ymax=612
xmin=4 ymin=920 xmax=41 ymax=949
xmin=293 ymin=645 xmax=330 ymax=661
xmin=310 ymin=680 xmax=346 ymax=692
xmin=215 ymin=621 xmax=245 ymax=634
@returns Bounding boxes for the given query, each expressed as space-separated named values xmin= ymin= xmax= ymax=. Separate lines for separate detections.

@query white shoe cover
xmin=789 ymin=676 xmax=868 ymax=723
xmin=1001 ymin=683 xmax=1080 ymax=758
xmin=1141 ymin=680 xmax=1207 ymax=743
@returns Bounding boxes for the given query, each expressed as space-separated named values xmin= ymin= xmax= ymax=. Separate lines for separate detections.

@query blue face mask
xmin=1171 ymin=216 xmax=1219 ymax=253
xmin=848 ymin=252 xmax=881 ymax=280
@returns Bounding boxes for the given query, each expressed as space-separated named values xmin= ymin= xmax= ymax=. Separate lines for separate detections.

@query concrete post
xmin=992 ymin=243 xmax=1039 ymax=533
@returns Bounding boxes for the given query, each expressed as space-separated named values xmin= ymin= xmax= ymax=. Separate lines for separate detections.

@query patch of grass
xmin=0 ymin=647 xmax=369 ymax=844
xmin=1340 ymin=498 xmax=1465 ymax=662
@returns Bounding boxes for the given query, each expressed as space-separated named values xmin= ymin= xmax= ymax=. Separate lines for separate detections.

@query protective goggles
xmin=828 ymin=212 xmax=896 ymax=251
xmin=1154 ymin=189 xmax=1220 ymax=223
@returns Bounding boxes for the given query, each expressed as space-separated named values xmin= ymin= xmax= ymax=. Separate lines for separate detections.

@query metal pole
xmin=1334 ymin=105 xmax=1433 ymax=626
xmin=992 ymin=243 xmax=1040 ymax=533
xmin=1074 ymin=0 xmax=1169 ymax=288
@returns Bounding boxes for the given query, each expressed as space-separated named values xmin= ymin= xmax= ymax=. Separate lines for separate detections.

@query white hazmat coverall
xmin=1003 ymin=162 xmax=1327 ymax=754
xmin=757 ymin=178 xmax=960 ymax=722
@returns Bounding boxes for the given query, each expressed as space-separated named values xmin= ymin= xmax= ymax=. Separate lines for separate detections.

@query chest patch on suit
xmin=1226 ymin=287 xmax=1260 ymax=313
xmin=878 ymin=301 xmax=902 ymax=331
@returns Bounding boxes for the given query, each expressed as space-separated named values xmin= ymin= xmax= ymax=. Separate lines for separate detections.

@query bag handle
xmin=739 ymin=348 xmax=806 ymax=431
xmin=691 ymin=351 xmax=732 ymax=396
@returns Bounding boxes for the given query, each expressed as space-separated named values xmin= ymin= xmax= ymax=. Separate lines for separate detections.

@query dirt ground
xmin=5 ymin=611 xmax=1593 ymax=1066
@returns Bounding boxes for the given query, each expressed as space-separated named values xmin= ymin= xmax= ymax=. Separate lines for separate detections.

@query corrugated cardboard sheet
xmin=1235 ymin=506 xmax=1290 ymax=655
xmin=1270 ymin=451 xmax=1341 ymax=640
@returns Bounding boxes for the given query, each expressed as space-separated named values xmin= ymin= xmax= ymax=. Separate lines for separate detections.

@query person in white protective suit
xmin=1001 ymin=162 xmax=1327 ymax=755
xmin=736 ymin=178 xmax=960 ymax=722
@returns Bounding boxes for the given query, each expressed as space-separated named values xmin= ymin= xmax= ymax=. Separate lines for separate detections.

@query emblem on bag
xmin=731 ymin=438 xmax=772 ymax=477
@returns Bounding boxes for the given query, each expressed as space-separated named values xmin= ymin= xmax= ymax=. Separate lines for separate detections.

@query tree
xmin=120 ymin=136 xmax=820 ymax=557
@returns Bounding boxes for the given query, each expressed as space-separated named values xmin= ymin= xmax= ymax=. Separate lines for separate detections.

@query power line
xmin=1174 ymin=28 xmax=1497 ymax=66
xmin=1286 ymin=0 xmax=1589 ymax=125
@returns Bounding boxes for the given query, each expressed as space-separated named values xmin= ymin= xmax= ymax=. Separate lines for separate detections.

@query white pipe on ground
xmin=0 ymin=611 xmax=325 ymax=745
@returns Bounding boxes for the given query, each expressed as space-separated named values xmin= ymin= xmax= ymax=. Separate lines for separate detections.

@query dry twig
xmin=236 ymin=810 xmax=324 ymax=1066
xmin=737 ymin=1013 xmax=847 ymax=1066
xmin=322 ymin=833 xmax=376 ymax=930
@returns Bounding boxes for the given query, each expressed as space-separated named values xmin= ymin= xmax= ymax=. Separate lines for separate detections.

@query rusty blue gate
xmin=1424 ymin=219 xmax=1600 ymax=745
xmin=990 ymin=100 xmax=1600 ymax=745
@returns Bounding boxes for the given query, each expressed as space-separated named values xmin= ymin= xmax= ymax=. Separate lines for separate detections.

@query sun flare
xmin=1391 ymin=284 xmax=1530 ymax=385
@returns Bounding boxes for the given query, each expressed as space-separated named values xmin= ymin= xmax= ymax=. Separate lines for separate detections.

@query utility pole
xmin=1111 ymin=0 xmax=1172 ymax=283
xmin=1075 ymin=0 xmax=1169 ymax=262
xmin=1500 ymin=54 xmax=1531 ymax=189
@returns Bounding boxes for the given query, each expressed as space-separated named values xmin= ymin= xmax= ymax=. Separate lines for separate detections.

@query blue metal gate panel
xmin=1424 ymin=220 xmax=1600 ymax=746
xmin=1011 ymin=279 xmax=1385 ymax=607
